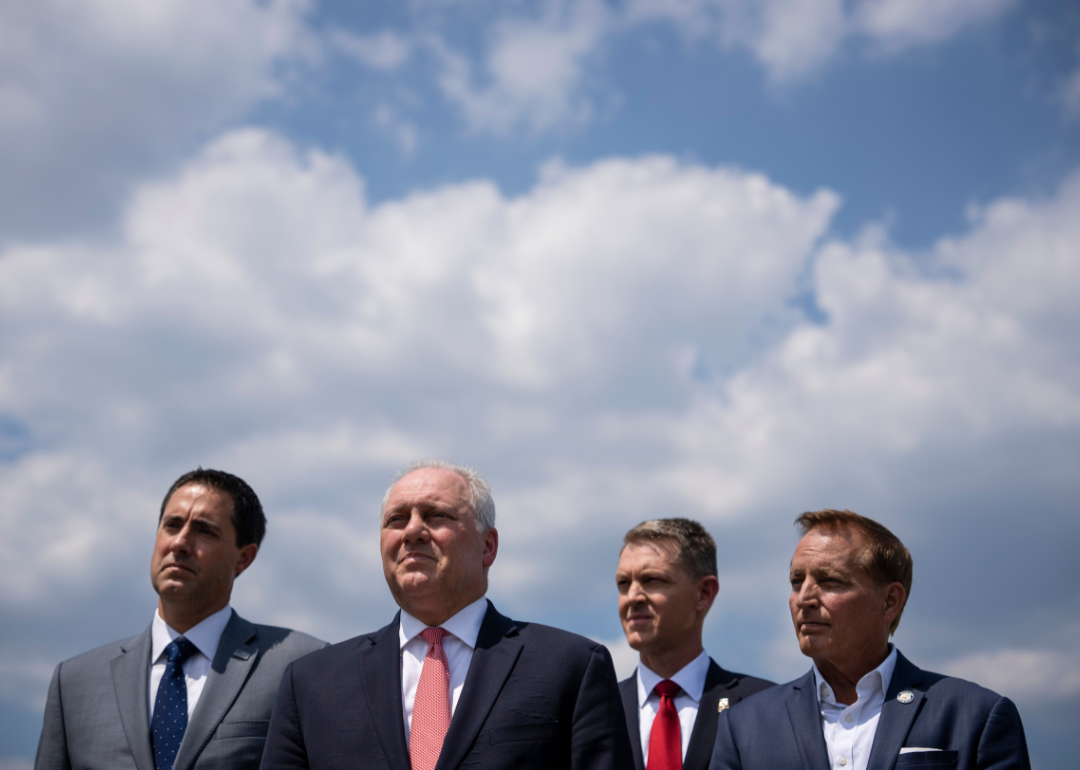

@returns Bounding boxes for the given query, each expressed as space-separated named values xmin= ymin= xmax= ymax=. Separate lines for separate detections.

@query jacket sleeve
xmin=976 ymin=696 xmax=1031 ymax=770
xmin=259 ymin=662 xmax=310 ymax=770
xmin=570 ymin=644 xmax=635 ymax=770
xmin=34 ymin=663 xmax=72 ymax=770
xmin=709 ymin=709 xmax=743 ymax=770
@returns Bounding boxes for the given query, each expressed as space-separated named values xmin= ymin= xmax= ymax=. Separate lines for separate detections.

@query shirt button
xmin=839 ymin=759 xmax=848 ymax=766
xmin=845 ymin=714 xmax=853 ymax=723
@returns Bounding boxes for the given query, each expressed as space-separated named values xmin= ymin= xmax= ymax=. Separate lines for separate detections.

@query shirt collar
xmin=636 ymin=648 xmax=711 ymax=707
xmin=399 ymin=595 xmax=489 ymax=651
xmin=151 ymin=604 xmax=233 ymax=664
xmin=813 ymin=644 xmax=898 ymax=707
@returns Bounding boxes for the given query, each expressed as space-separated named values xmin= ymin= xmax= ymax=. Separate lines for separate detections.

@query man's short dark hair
xmin=622 ymin=518 xmax=717 ymax=581
xmin=159 ymin=468 xmax=266 ymax=548
xmin=795 ymin=509 xmax=913 ymax=634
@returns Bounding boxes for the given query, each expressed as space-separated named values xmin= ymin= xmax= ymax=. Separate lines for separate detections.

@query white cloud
xmin=939 ymin=646 xmax=1080 ymax=706
xmin=331 ymin=29 xmax=412 ymax=70
xmin=430 ymin=0 xmax=610 ymax=132
xmin=0 ymin=0 xmax=314 ymax=238
xmin=1 ymin=129 xmax=1077 ymax=739
xmin=625 ymin=0 xmax=1016 ymax=82
xmin=854 ymin=0 xmax=1016 ymax=53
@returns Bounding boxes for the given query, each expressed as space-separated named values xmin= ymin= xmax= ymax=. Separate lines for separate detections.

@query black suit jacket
xmin=620 ymin=659 xmax=774 ymax=770
xmin=710 ymin=651 xmax=1031 ymax=770
xmin=260 ymin=601 xmax=633 ymax=770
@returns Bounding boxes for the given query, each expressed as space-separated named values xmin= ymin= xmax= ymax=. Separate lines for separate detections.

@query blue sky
xmin=1 ymin=0 xmax=1078 ymax=767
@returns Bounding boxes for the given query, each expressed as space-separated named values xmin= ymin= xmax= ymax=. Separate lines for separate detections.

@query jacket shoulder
xmin=56 ymin=632 xmax=145 ymax=672
xmin=250 ymin=624 xmax=329 ymax=656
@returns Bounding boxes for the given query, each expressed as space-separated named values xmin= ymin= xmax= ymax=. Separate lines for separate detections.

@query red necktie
xmin=410 ymin=627 xmax=452 ymax=770
xmin=647 ymin=680 xmax=682 ymax=770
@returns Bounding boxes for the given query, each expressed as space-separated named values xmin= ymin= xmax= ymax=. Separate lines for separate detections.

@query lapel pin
xmin=897 ymin=691 xmax=914 ymax=704
xmin=718 ymin=698 xmax=730 ymax=713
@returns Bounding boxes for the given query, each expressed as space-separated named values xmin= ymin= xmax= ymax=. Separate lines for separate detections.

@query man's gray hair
xmin=381 ymin=459 xmax=496 ymax=532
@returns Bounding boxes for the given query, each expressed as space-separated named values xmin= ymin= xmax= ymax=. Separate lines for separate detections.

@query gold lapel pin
xmin=718 ymin=698 xmax=730 ymax=713
xmin=897 ymin=691 xmax=914 ymax=704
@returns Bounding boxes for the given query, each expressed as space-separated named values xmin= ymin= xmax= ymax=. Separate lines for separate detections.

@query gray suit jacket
xmin=34 ymin=610 xmax=327 ymax=770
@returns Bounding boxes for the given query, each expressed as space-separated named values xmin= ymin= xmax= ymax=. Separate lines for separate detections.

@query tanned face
xmin=380 ymin=468 xmax=497 ymax=626
xmin=616 ymin=540 xmax=717 ymax=661
xmin=789 ymin=526 xmax=903 ymax=674
xmin=150 ymin=483 xmax=257 ymax=629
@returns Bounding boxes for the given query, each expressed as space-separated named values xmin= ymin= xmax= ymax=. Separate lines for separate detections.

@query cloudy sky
xmin=1 ymin=0 xmax=1078 ymax=766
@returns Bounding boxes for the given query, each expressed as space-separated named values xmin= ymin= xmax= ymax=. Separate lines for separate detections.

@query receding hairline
xmin=382 ymin=466 xmax=471 ymax=512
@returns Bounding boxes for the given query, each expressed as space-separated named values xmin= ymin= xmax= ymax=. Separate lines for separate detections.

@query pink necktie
xmin=647 ymin=680 xmax=682 ymax=770
xmin=410 ymin=627 xmax=451 ymax=770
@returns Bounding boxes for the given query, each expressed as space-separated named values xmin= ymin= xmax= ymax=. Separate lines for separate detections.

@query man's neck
xmin=640 ymin=641 xmax=705 ymax=680
xmin=813 ymin=645 xmax=891 ymax=706
xmin=158 ymin=597 xmax=229 ymax=634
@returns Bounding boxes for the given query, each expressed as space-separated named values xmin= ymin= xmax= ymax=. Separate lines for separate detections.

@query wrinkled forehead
xmin=790 ymin=524 xmax=868 ymax=569
xmin=382 ymin=468 xmax=474 ymax=517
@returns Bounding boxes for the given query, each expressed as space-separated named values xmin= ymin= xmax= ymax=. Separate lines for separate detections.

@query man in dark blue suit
xmin=616 ymin=519 xmax=774 ymax=770
xmin=710 ymin=509 xmax=1030 ymax=770
xmin=260 ymin=460 xmax=633 ymax=770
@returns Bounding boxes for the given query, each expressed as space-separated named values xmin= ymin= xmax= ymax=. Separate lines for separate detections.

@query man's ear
xmin=234 ymin=543 xmax=258 ymax=578
xmin=882 ymin=582 xmax=905 ymax=627
xmin=697 ymin=575 xmax=720 ymax=613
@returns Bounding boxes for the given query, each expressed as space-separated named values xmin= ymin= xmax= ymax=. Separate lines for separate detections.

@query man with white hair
xmin=261 ymin=460 xmax=634 ymax=770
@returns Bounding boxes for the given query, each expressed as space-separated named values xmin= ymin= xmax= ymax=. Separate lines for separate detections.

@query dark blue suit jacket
xmin=710 ymin=651 xmax=1030 ymax=770
xmin=260 ymin=601 xmax=633 ymax=770
xmin=620 ymin=660 xmax=775 ymax=770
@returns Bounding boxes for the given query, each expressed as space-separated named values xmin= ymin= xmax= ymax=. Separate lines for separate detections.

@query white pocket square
xmin=899 ymin=748 xmax=943 ymax=754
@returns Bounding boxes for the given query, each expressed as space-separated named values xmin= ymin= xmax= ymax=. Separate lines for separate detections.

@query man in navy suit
xmin=260 ymin=460 xmax=633 ymax=770
xmin=710 ymin=509 xmax=1031 ymax=770
xmin=616 ymin=518 xmax=773 ymax=770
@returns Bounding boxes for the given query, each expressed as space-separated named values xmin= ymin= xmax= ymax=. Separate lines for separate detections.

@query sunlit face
xmin=380 ymin=468 xmax=497 ymax=621
xmin=616 ymin=540 xmax=712 ymax=656
xmin=150 ymin=484 xmax=256 ymax=615
xmin=788 ymin=526 xmax=895 ymax=669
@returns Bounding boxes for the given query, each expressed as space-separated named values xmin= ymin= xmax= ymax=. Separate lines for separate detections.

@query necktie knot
xmin=421 ymin=626 xmax=448 ymax=649
xmin=166 ymin=638 xmax=198 ymax=665
xmin=654 ymin=680 xmax=681 ymax=700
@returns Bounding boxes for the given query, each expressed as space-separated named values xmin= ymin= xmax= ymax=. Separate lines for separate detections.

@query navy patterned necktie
xmin=151 ymin=638 xmax=199 ymax=770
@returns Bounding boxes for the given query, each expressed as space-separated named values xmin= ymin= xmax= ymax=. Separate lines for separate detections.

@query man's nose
xmin=794 ymin=582 xmax=818 ymax=608
xmin=171 ymin=523 xmax=193 ymax=553
xmin=626 ymin=580 xmax=646 ymax=603
xmin=402 ymin=511 xmax=428 ymax=542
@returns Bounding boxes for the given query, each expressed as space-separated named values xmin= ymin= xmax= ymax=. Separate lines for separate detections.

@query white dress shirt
xmin=149 ymin=604 xmax=233 ymax=719
xmin=399 ymin=596 xmax=488 ymax=745
xmin=636 ymin=649 xmax=711 ymax=761
xmin=813 ymin=646 xmax=899 ymax=770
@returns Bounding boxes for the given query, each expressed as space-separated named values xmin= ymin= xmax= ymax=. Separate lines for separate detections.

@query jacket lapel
xmin=434 ymin=602 xmax=523 ymax=770
xmin=620 ymin=671 xmax=645 ymax=770
xmin=786 ymin=670 xmax=831 ymax=770
xmin=684 ymin=660 xmax=728 ymax=770
xmin=111 ymin=626 xmax=156 ymax=770
xmin=357 ymin=613 xmax=411 ymax=770
xmin=173 ymin=611 xmax=259 ymax=770
xmin=865 ymin=653 xmax=925 ymax=770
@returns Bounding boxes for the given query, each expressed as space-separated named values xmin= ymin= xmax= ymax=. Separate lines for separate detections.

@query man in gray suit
xmin=34 ymin=468 xmax=327 ymax=770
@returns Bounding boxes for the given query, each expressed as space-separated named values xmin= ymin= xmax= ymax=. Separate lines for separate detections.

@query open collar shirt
xmin=812 ymin=645 xmax=898 ymax=770
xmin=636 ymin=648 xmax=711 ymax=761
xmin=399 ymin=595 xmax=488 ymax=745
xmin=148 ymin=604 xmax=233 ymax=719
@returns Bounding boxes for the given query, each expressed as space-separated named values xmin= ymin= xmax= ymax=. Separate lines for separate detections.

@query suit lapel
xmin=357 ymin=614 xmax=411 ymax=770
xmin=434 ymin=602 xmax=523 ymax=770
xmin=111 ymin=626 xmax=156 ymax=770
xmin=786 ymin=670 xmax=831 ymax=770
xmin=865 ymin=653 xmax=925 ymax=770
xmin=684 ymin=660 xmax=729 ymax=770
xmin=173 ymin=611 xmax=259 ymax=770
xmin=620 ymin=672 xmax=645 ymax=770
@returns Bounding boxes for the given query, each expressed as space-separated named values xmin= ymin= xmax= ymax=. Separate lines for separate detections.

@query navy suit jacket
xmin=710 ymin=651 xmax=1030 ymax=770
xmin=260 ymin=601 xmax=634 ymax=770
xmin=620 ymin=659 xmax=774 ymax=770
